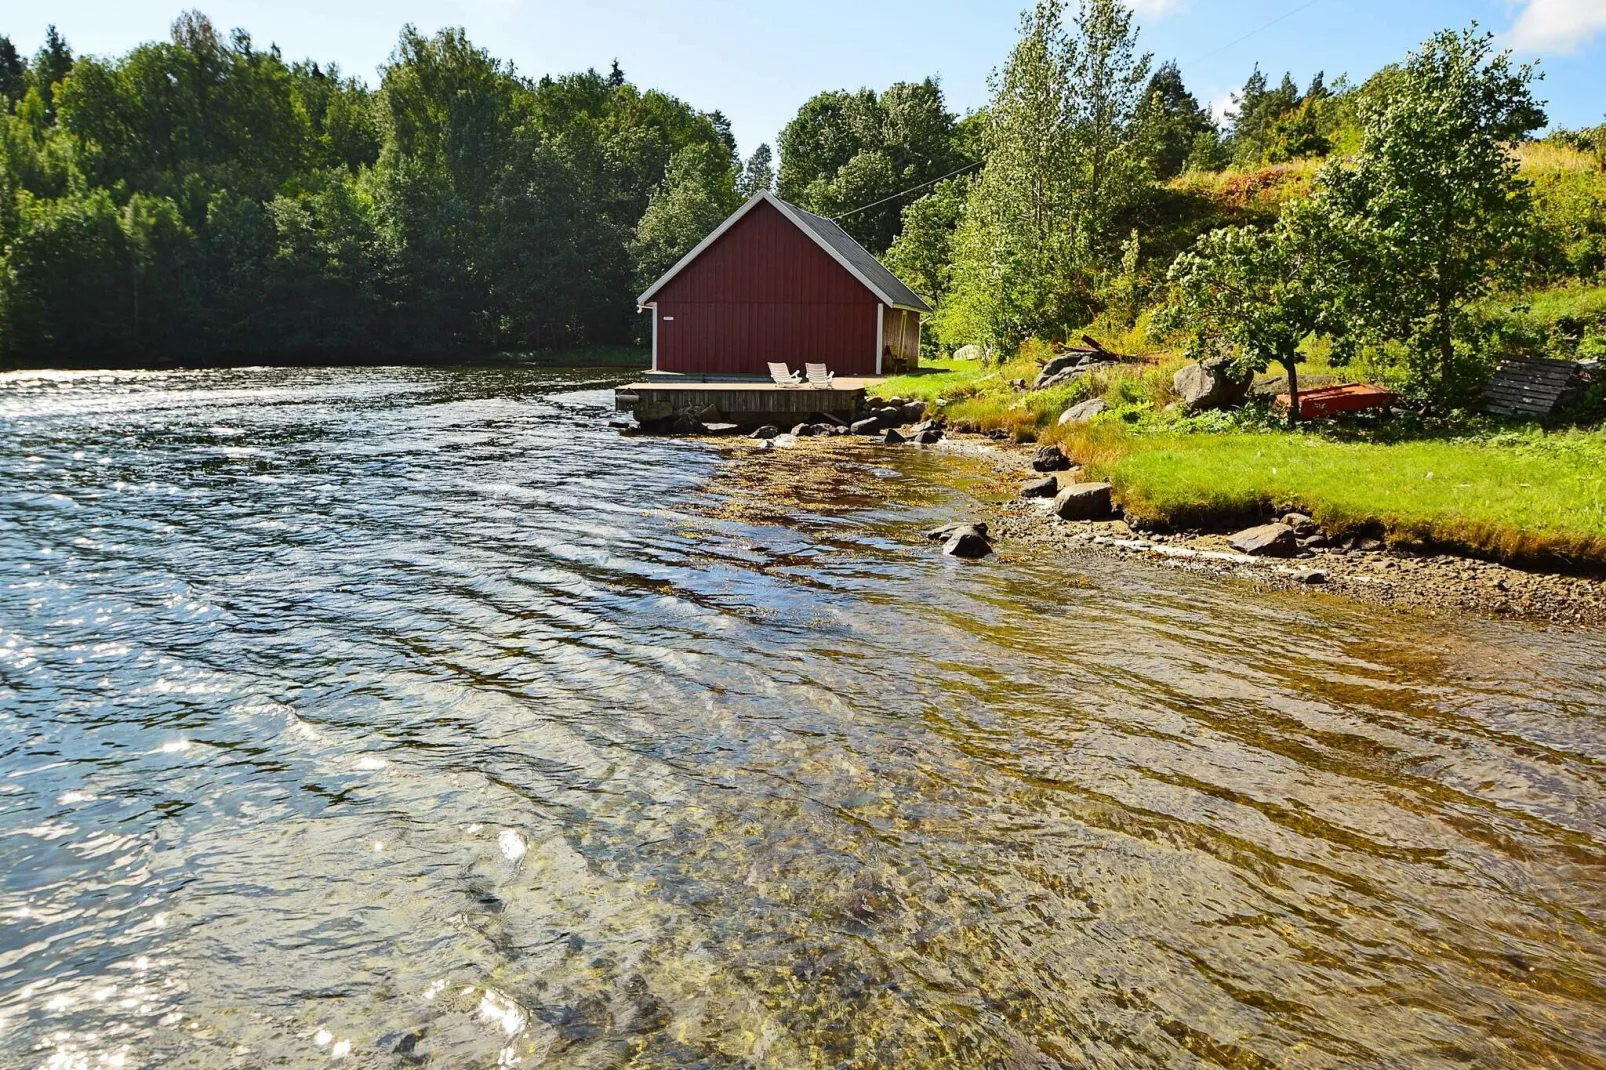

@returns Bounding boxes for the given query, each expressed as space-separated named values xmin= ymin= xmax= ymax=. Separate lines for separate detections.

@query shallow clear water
xmin=2 ymin=366 xmax=1605 ymax=1069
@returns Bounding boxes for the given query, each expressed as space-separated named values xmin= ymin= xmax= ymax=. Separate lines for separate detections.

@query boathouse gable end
xmin=638 ymin=192 xmax=928 ymax=378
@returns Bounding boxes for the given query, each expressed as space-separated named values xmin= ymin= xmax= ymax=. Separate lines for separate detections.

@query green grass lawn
xmin=1066 ymin=426 xmax=1606 ymax=565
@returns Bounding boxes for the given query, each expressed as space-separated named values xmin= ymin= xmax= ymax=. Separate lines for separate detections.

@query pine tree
xmin=737 ymin=144 xmax=774 ymax=197
xmin=0 ymin=36 xmax=26 ymax=108
xmin=32 ymin=25 xmax=73 ymax=123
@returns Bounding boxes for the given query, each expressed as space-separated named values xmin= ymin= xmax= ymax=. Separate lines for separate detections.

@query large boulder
xmin=1033 ymin=353 xmax=1085 ymax=389
xmin=1174 ymin=359 xmax=1252 ymax=411
xmin=873 ymin=406 xmax=905 ymax=427
xmin=1058 ymin=398 xmax=1108 ymax=426
xmin=695 ymin=403 xmax=723 ymax=424
xmin=850 ymin=418 xmax=881 ymax=435
xmin=883 ymin=428 xmax=906 ymax=444
xmin=901 ymin=401 xmax=926 ymax=423
xmin=1053 ymin=482 xmax=1114 ymax=520
xmin=953 ymin=344 xmax=984 ymax=362
xmin=1228 ymin=523 xmax=1298 ymax=557
xmin=907 ymin=427 xmax=944 ymax=444
xmin=1032 ymin=444 xmax=1073 ymax=472
xmin=1281 ymin=512 xmax=1318 ymax=537
xmin=1021 ymin=475 xmax=1059 ymax=499
xmin=750 ymin=425 xmax=780 ymax=440
xmin=791 ymin=422 xmax=817 ymax=437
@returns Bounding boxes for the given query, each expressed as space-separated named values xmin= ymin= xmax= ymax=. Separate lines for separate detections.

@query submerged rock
xmin=1021 ymin=475 xmax=1059 ymax=499
xmin=671 ymin=412 xmax=706 ymax=435
xmin=908 ymin=427 xmax=944 ymax=445
xmin=1032 ymin=444 xmax=1073 ymax=472
xmin=1229 ymin=523 xmax=1298 ymax=556
xmin=926 ymin=521 xmax=989 ymax=542
xmin=943 ymin=529 xmax=993 ymax=559
xmin=883 ymin=428 xmax=906 ymax=444
xmin=1052 ymin=482 xmax=1114 ymax=521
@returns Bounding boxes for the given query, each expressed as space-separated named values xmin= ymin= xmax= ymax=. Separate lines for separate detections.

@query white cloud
xmin=1506 ymin=0 xmax=1606 ymax=54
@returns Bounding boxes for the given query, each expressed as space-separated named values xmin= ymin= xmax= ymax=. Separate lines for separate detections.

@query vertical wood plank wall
xmin=653 ymin=200 xmax=881 ymax=376
xmin=880 ymin=307 xmax=921 ymax=373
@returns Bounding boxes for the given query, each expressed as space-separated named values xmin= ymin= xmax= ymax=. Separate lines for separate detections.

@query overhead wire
xmin=825 ymin=0 xmax=1327 ymax=223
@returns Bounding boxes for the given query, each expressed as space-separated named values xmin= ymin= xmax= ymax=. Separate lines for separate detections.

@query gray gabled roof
xmin=636 ymin=190 xmax=932 ymax=313
xmin=779 ymin=200 xmax=933 ymax=313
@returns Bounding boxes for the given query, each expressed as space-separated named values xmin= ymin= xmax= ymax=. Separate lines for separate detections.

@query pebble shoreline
xmin=704 ymin=429 xmax=1606 ymax=629
xmin=966 ymin=437 xmax=1606 ymax=628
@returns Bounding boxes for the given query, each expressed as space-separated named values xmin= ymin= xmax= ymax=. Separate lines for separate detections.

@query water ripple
xmin=1 ymin=366 xmax=1603 ymax=1068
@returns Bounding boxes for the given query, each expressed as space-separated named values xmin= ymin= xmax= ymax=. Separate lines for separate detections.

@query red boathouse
xmin=636 ymin=191 xmax=931 ymax=378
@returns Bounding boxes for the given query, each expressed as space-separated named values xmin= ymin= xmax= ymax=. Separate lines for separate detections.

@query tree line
xmin=0 ymin=14 xmax=769 ymax=363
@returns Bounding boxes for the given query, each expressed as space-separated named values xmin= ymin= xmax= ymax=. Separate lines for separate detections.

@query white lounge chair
xmin=805 ymin=363 xmax=835 ymax=388
xmin=768 ymin=362 xmax=803 ymax=386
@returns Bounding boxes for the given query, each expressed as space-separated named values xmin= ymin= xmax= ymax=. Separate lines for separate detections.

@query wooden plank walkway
xmin=1483 ymin=357 xmax=1581 ymax=417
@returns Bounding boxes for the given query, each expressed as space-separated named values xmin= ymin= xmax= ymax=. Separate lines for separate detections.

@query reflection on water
xmin=1 ymin=366 xmax=1604 ymax=1069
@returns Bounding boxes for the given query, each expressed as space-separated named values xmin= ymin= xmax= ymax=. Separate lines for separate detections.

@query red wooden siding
xmin=653 ymin=200 xmax=881 ymax=377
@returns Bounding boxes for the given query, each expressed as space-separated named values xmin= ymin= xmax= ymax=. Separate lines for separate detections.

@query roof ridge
xmin=636 ymin=189 xmax=931 ymax=313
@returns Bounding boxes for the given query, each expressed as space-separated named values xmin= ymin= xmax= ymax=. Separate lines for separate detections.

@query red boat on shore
xmin=1275 ymin=383 xmax=1397 ymax=419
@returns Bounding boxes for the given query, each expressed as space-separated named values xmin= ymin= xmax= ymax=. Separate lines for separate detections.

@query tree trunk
xmin=1437 ymin=290 xmax=1454 ymax=402
xmin=1283 ymin=358 xmax=1300 ymax=428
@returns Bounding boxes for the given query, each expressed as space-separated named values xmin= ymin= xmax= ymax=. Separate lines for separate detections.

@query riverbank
xmin=706 ymin=432 xmax=1606 ymax=628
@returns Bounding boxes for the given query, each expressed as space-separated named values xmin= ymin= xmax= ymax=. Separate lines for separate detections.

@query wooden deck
xmin=616 ymin=378 xmax=874 ymax=428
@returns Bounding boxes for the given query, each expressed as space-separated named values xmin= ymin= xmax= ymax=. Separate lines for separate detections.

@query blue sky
xmin=12 ymin=0 xmax=1606 ymax=158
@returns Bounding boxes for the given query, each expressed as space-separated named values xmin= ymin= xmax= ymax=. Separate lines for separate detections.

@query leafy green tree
xmin=942 ymin=0 xmax=1150 ymax=350
xmin=941 ymin=2 xmax=1078 ymax=349
xmin=778 ymin=79 xmax=968 ymax=252
xmin=1160 ymin=201 xmax=1346 ymax=425
xmin=885 ymin=174 xmax=970 ymax=312
xmin=1316 ymin=27 xmax=1545 ymax=405
xmin=1137 ymin=61 xmax=1218 ymax=178
xmin=631 ymin=142 xmax=740 ymax=289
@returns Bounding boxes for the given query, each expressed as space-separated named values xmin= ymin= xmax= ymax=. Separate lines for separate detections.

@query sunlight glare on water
xmin=1 ymin=365 xmax=1604 ymax=1068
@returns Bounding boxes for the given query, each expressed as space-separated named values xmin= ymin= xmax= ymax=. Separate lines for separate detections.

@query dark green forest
xmin=0 ymin=14 xmax=765 ymax=364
